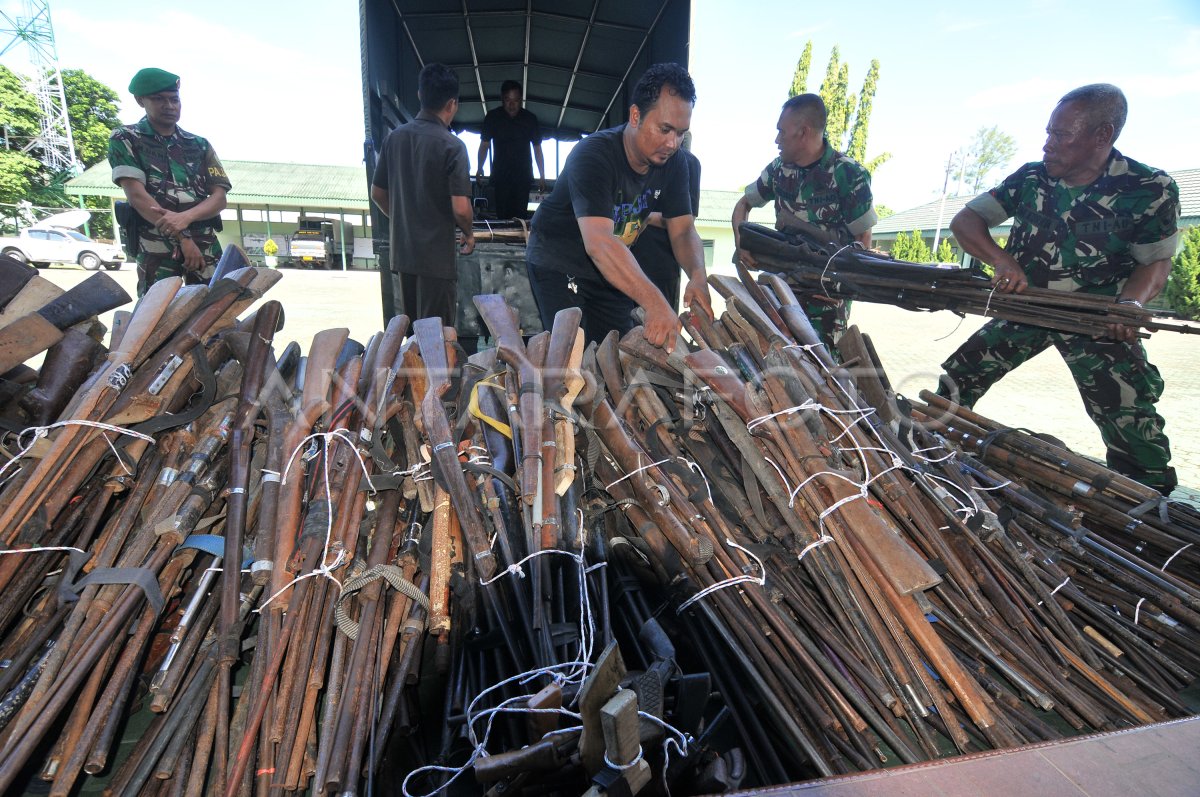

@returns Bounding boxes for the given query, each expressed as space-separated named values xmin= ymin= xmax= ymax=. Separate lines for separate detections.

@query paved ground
xmin=40 ymin=264 xmax=1200 ymax=489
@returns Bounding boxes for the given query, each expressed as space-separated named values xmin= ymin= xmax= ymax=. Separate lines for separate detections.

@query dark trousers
xmin=392 ymin=270 xmax=458 ymax=327
xmin=526 ymin=261 xmax=639 ymax=346
xmin=493 ymin=176 xmax=532 ymax=220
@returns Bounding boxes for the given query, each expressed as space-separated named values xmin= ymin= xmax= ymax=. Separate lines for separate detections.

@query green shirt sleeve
xmin=107 ymin=127 xmax=146 ymax=184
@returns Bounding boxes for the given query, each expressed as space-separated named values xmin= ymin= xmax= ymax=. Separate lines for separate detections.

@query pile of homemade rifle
xmin=738 ymin=221 xmax=1199 ymax=338
xmin=0 ymin=247 xmax=1197 ymax=796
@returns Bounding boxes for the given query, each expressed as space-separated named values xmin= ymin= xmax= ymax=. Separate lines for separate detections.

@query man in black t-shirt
xmin=526 ymin=63 xmax=713 ymax=350
xmin=476 ymin=81 xmax=546 ymax=220
xmin=630 ymin=142 xmax=701 ymax=311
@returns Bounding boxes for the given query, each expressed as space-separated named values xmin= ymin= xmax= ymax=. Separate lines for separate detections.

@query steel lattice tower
xmin=1 ymin=0 xmax=80 ymax=174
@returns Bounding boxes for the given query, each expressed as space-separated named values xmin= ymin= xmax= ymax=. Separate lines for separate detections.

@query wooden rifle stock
xmin=0 ymin=313 xmax=62 ymax=375
xmin=268 ymin=327 xmax=348 ymax=605
xmin=0 ymin=254 xmax=37 ymax=309
xmin=19 ymin=329 xmax=104 ymax=425
xmin=0 ymin=275 xmax=62 ymax=329
xmin=35 ymin=271 xmax=132 ymax=330
xmin=474 ymin=293 xmax=542 ymax=505
xmin=0 ymin=277 xmax=181 ymax=541
xmin=414 ymin=317 xmax=497 ymax=579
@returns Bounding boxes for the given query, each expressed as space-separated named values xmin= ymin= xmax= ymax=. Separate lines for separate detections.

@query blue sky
xmin=3 ymin=0 xmax=1199 ymax=212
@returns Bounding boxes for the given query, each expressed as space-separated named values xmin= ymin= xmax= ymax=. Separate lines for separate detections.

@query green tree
xmin=891 ymin=229 xmax=933 ymax=263
xmin=935 ymin=238 xmax=955 ymax=263
xmin=960 ymin=125 xmax=1018 ymax=194
xmin=875 ymin=204 xmax=894 ymax=219
xmin=818 ymin=48 xmax=848 ymax=149
xmin=62 ymin=69 xmax=122 ymax=166
xmin=791 ymin=43 xmax=891 ymax=175
xmin=0 ymin=65 xmax=122 ymax=234
xmin=788 ymin=41 xmax=812 ymax=97
xmin=0 ymin=65 xmax=43 ymax=209
xmin=1165 ymin=225 xmax=1200 ymax=320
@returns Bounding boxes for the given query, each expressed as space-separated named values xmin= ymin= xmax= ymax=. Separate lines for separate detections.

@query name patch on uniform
xmin=1074 ymin=217 xmax=1133 ymax=236
xmin=208 ymin=166 xmax=227 ymax=178
xmin=1014 ymin=205 xmax=1060 ymax=231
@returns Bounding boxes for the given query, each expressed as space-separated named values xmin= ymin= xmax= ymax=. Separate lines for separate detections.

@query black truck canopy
xmin=360 ymin=0 xmax=692 ymax=148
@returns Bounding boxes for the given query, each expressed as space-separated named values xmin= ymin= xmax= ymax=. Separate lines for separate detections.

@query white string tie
xmin=762 ymin=457 xmax=793 ymax=496
xmin=982 ymin=282 xmax=1000 ymax=318
xmin=746 ymin=400 xmax=819 ymax=433
xmin=603 ymin=745 xmax=645 ymax=771
xmin=971 ymin=479 xmax=1013 ymax=492
xmin=820 ymin=242 xmax=854 ymax=290
xmin=258 ymin=432 xmax=357 ymax=613
xmin=677 ymin=456 xmax=713 ymax=503
xmin=1037 ymin=577 xmax=1071 ymax=605
xmin=1162 ymin=543 xmax=1192 ymax=573
xmin=604 ymin=454 xmax=670 ymax=490
xmin=677 ymin=538 xmax=766 ymax=613
xmin=797 ymin=535 xmax=834 ymax=562
xmin=281 ymin=429 xmax=376 ymax=492
xmin=0 ymin=420 xmax=156 ymax=481
xmin=0 ymin=544 xmax=86 ymax=558
xmin=1134 ymin=597 xmax=1146 ymax=626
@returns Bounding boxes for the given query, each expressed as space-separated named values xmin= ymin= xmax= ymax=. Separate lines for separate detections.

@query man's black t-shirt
xmin=527 ymin=126 xmax=692 ymax=281
xmin=481 ymin=107 xmax=541 ymax=181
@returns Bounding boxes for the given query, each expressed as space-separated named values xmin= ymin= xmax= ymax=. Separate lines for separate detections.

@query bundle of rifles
xmin=737 ymin=221 xmax=1200 ymax=338
xmin=0 ymin=246 xmax=1197 ymax=796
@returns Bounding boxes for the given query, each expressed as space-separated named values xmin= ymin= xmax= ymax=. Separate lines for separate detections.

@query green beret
xmin=129 ymin=68 xmax=180 ymax=96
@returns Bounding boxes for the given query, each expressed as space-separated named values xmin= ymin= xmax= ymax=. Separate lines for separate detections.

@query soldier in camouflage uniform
xmin=732 ymin=93 xmax=877 ymax=350
xmin=109 ymin=68 xmax=231 ymax=296
xmin=940 ymin=84 xmax=1180 ymax=495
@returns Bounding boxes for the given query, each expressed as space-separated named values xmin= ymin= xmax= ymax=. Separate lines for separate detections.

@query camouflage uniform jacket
xmin=741 ymin=139 xmax=878 ymax=245
xmin=108 ymin=118 xmax=232 ymax=287
xmin=965 ymin=150 xmax=1180 ymax=295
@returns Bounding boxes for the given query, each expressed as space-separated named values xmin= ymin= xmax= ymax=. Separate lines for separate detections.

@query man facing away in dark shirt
xmin=371 ymin=63 xmax=475 ymax=325
xmin=476 ymin=80 xmax=547 ymax=220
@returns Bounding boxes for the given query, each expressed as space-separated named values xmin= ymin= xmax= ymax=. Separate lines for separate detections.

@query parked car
xmin=0 ymin=225 xmax=126 ymax=271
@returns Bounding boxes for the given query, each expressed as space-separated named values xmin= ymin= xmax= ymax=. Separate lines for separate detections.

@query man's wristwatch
xmin=1117 ymin=298 xmax=1143 ymax=309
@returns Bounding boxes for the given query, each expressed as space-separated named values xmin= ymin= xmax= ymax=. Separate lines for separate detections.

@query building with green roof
xmin=66 ymin=160 xmax=374 ymax=268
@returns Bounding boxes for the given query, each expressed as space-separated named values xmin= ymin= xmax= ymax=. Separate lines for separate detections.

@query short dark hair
xmin=631 ymin=63 xmax=696 ymax=117
xmin=781 ymin=93 xmax=827 ymax=132
xmin=1058 ymin=83 xmax=1127 ymax=141
xmin=500 ymin=80 xmax=522 ymax=97
xmin=419 ymin=63 xmax=459 ymax=112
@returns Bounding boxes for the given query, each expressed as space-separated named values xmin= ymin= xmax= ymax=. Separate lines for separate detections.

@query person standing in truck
xmin=371 ymin=63 xmax=475 ymax=325
xmin=476 ymin=80 xmax=547 ymax=220
xmin=108 ymin=67 xmax=231 ymax=296
xmin=938 ymin=84 xmax=1180 ymax=496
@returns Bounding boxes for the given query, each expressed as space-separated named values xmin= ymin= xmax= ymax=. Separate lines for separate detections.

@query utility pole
xmin=0 ymin=0 xmax=80 ymax=175
xmin=931 ymin=150 xmax=959 ymax=257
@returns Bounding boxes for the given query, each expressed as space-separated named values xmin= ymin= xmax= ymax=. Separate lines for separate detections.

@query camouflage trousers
xmin=937 ymin=318 xmax=1175 ymax=494
xmin=802 ymin=296 xmax=852 ymax=360
xmin=135 ymin=236 xmax=221 ymax=296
